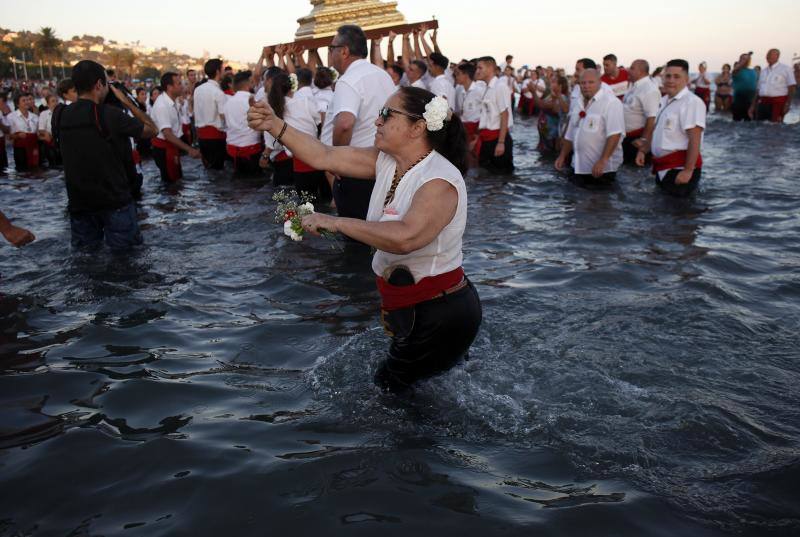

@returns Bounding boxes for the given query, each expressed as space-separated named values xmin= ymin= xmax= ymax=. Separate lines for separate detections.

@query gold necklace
xmin=383 ymin=150 xmax=433 ymax=207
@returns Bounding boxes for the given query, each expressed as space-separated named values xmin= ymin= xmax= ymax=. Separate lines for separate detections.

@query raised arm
xmin=431 ymin=27 xmax=441 ymax=54
xmin=401 ymin=34 xmax=412 ymax=71
xmin=419 ymin=25 xmax=434 ymax=58
xmin=248 ymin=100 xmax=377 ymax=179
xmin=386 ymin=32 xmax=397 ymax=67
xmin=412 ymin=30 xmax=424 ymax=61
xmin=306 ymin=48 xmax=319 ymax=73
xmin=371 ymin=37 xmax=385 ymax=67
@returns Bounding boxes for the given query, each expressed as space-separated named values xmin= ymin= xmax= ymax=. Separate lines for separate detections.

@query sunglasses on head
xmin=378 ymin=106 xmax=423 ymax=122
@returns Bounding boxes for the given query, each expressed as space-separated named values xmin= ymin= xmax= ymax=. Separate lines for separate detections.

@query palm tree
xmin=36 ymin=27 xmax=61 ymax=79
xmin=120 ymin=49 xmax=137 ymax=79
xmin=107 ymin=49 xmax=124 ymax=73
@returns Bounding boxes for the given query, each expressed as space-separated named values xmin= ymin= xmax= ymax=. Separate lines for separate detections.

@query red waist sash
xmin=759 ymin=95 xmax=788 ymax=122
xmin=226 ymin=143 xmax=262 ymax=159
xmin=293 ymin=157 xmax=317 ymax=173
xmin=152 ymin=137 xmax=182 ymax=182
xmin=196 ymin=125 xmax=226 ymax=140
xmin=625 ymin=127 xmax=644 ymax=139
xmin=13 ymin=133 xmax=39 ymax=168
xmin=652 ymin=150 xmax=703 ymax=173
xmin=475 ymin=128 xmax=500 ymax=157
xmin=463 ymin=121 xmax=479 ymax=136
xmin=376 ymin=267 xmax=465 ymax=311
xmin=273 ymin=150 xmax=291 ymax=163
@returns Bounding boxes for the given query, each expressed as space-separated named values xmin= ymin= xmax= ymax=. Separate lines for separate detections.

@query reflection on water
xmin=1 ymin=115 xmax=799 ymax=536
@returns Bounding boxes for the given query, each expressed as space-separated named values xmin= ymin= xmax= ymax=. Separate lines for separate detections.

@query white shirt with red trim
xmin=758 ymin=62 xmax=797 ymax=97
xmin=564 ymin=89 xmax=625 ymax=175
xmin=623 ymin=76 xmax=661 ymax=134
xmin=479 ymin=76 xmax=513 ymax=131
xmin=151 ymin=93 xmax=182 ymax=141
xmin=651 ymin=87 xmax=706 ymax=178
xmin=222 ymin=91 xmax=260 ymax=148
xmin=193 ymin=79 xmax=227 ymax=130
xmin=8 ymin=109 xmax=39 ymax=135
xmin=320 ymin=58 xmax=395 ymax=148
xmin=601 ymin=67 xmax=630 ymax=99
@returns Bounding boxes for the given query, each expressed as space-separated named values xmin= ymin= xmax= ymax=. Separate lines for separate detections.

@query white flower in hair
xmin=289 ymin=73 xmax=299 ymax=93
xmin=329 ymin=67 xmax=339 ymax=82
xmin=423 ymin=95 xmax=450 ymax=132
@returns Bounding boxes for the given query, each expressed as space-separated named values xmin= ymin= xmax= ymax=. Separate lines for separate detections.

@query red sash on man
xmin=196 ymin=126 xmax=226 ymax=141
xmin=181 ymin=123 xmax=192 ymax=144
xmin=152 ymin=137 xmax=182 ymax=182
xmin=226 ymin=143 xmax=262 ymax=167
xmin=13 ymin=133 xmax=39 ymax=168
xmin=625 ymin=128 xmax=644 ymax=140
xmin=652 ymin=150 xmax=703 ymax=174
xmin=759 ymin=95 xmax=788 ymax=122
xmin=376 ymin=267 xmax=465 ymax=311
xmin=292 ymin=157 xmax=317 ymax=173
xmin=475 ymin=128 xmax=500 ymax=158
xmin=694 ymin=87 xmax=711 ymax=109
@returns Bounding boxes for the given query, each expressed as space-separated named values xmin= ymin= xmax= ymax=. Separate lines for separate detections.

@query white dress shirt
xmin=193 ymin=79 xmax=227 ymax=130
xmin=222 ymin=91 xmax=260 ymax=147
xmin=570 ymin=81 xmax=613 ymax=114
xmin=312 ymin=85 xmax=334 ymax=114
xmin=151 ymin=93 xmax=182 ymax=141
xmin=623 ymin=76 xmax=661 ymax=134
xmin=651 ymin=87 xmax=706 ymax=178
xmin=455 ymin=80 xmax=485 ymax=123
xmin=478 ymin=76 xmax=513 ymax=130
xmin=429 ymin=74 xmax=456 ymax=109
xmin=411 ymin=78 xmax=428 ymax=90
xmin=320 ymin=58 xmax=395 ymax=148
xmin=37 ymin=109 xmax=53 ymax=135
xmin=284 ymin=89 xmax=322 ymax=158
xmin=564 ymin=89 xmax=625 ymax=174
xmin=757 ymin=62 xmax=797 ymax=97
xmin=8 ymin=109 xmax=39 ymax=135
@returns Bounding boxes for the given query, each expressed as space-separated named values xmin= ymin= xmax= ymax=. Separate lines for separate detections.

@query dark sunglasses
xmin=378 ymin=106 xmax=423 ymax=122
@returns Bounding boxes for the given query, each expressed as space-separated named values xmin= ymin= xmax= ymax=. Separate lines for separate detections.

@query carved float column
xmin=295 ymin=0 xmax=407 ymax=40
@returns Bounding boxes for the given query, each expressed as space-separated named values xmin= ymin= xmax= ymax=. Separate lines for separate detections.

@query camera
xmin=105 ymin=81 xmax=138 ymax=109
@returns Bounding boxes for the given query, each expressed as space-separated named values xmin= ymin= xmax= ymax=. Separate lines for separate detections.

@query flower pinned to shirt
xmin=423 ymin=95 xmax=451 ymax=132
xmin=328 ymin=67 xmax=339 ymax=82
xmin=579 ymin=111 xmax=587 ymax=119
xmin=289 ymin=73 xmax=299 ymax=93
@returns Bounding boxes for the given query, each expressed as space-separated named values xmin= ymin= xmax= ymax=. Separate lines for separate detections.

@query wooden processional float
xmin=264 ymin=0 xmax=438 ymax=53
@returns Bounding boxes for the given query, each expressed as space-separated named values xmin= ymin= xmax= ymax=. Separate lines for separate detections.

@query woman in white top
xmin=691 ymin=62 xmax=712 ymax=111
xmin=248 ymin=86 xmax=482 ymax=393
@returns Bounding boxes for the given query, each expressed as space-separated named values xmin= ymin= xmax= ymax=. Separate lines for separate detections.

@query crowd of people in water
xmin=1 ymin=24 xmax=797 ymax=391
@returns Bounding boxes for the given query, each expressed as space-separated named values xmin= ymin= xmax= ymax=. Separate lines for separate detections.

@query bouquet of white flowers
xmin=273 ymin=190 xmax=315 ymax=241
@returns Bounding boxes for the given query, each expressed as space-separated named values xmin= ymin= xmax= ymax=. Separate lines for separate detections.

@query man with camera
xmin=58 ymin=60 xmax=157 ymax=250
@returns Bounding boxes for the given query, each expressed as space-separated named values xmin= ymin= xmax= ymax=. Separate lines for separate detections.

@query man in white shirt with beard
xmin=320 ymin=24 xmax=395 ymax=221
xmin=556 ymin=69 xmax=624 ymax=189
xmin=622 ymin=59 xmax=660 ymax=164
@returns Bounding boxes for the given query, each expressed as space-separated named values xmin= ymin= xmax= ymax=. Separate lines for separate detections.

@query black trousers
xmin=198 ymin=138 xmax=226 ymax=170
xmin=375 ymin=279 xmax=482 ymax=393
xmin=13 ymin=147 xmax=37 ymax=172
xmin=622 ymin=135 xmax=639 ymax=164
xmin=43 ymin=143 xmax=62 ymax=168
xmin=152 ymin=146 xmax=183 ymax=182
xmin=0 ymin=138 xmax=8 ymax=171
xmin=272 ymin=158 xmax=294 ymax=187
xmin=478 ymin=135 xmax=514 ymax=172
xmin=333 ymin=176 xmax=375 ymax=220
xmin=232 ymin=153 xmax=262 ymax=176
xmin=732 ymin=91 xmax=755 ymax=122
xmin=294 ymin=170 xmax=330 ymax=203
xmin=655 ymin=168 xmax=702 ymax=197
xmin=570 ymin=172 xmax=616 ymax=189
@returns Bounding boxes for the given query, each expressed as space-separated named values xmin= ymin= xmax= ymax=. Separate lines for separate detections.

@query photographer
xmin=58 ymin=60 xmax=157 ymax=250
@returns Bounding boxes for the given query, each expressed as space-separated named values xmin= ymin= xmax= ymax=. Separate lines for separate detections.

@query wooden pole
xmin=264 ymin=19 xmax=439 ymax=52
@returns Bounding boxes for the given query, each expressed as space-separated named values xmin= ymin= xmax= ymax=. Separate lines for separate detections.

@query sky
xmin=2 ymin=0 xmax=798 ymax=70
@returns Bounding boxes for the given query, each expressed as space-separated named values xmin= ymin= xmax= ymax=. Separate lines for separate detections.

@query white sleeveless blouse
xmin=367 ymin=151 xmax=468 ymax=282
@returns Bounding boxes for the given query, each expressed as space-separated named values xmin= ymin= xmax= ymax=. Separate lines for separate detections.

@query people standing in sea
xmin=320 ymin=24 xmax=395 ymax=221
xmin=691 ymin=62 xmax=712 ymax=111
xmin=0 ymin=93 xmax=10 ymax=172
xmin=7 ymin=93 xmax=39 ymax=171
xmin=37 ymin=94 xmax=60 ymax=168
xmin=222 ymin=71 xmax=263 ymax=176
xmin=194 ymin=59 xmax=228 ymax=169
xmin=475 ymin=56 xmax=514 ymax=172
xmin=532 ymin=73 xmax=569 ymax=155
xmin=731 ymin=53 xmax=757 ymax=121
xmin=622 ymin=59 xmax=660 ymax=164
xmin=752 ymin=49 xmax=796 ymax=123
xmin=151 ymin=72 xmax=200 ymax=182
xmin=715 ymin=64 xmax=733 ymax=113
xmin=58 ymin=60 xmax=157 ymax=249
xmin=247 ymin=87 xmax=481 ymax=393
xmin=453 ymin=61 xmax=483 ymax=163
xmin=636 ymin=59 xmax=706 ymax=197
xmin=555 ymin=68 xmax=624 ymax=188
